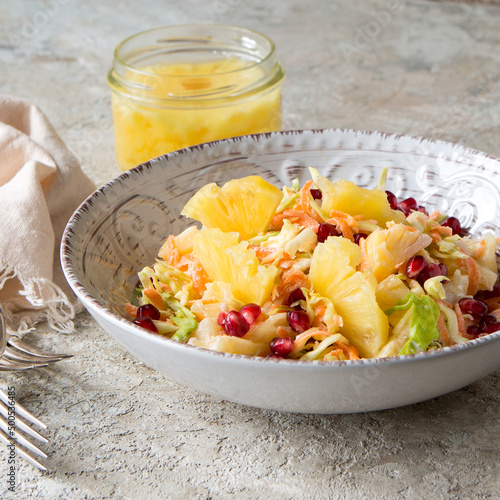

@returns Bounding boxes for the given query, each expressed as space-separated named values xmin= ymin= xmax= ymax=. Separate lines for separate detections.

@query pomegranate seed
xmin=310 ymin=188 xmax=322 ymax=200
xmin=240 ymin=303 xmax=261 ymax=325
xmin=133 ymin=317 xmax=158 ymax=333
xmin=136 ymin=304 xmax=161 ymax=320
xmin=465 ymin=325 xmax=481 ymax=339
xmin=224 ymin=310 xmax=250 ymax=337
xmin=317 ymin=223 xmax=341 ymax=243
xmin=217 ymin=311 xmax=227 ymax=327
xmin=417 ymin=205 xmax=429 ymax=216
xmin=287 ymin=288 xmax=305 ymax=306
xmin=406 ymin=255 xmax=428 ymax=280
xmin=458 ymin=297 xmax=489 ymax=320
xmin=385 ymin=190 xmax=398 ymax=209
xmin=481 ymin=322 xmax=500 ymax=334
xmin=396 ymin=206 xmax=409 ymax=217
xmin=353 ymin=232 xmax=368 ymax=244
xmin=287 ymin=310 xmax=310 ymax=333
xmin=270 ymin=337 xmax=295 ymax=357
xmin=479 ymin=314 xmax=497 ymax=329
xmin=438 ymin=263 xmax=448 ymax=277
xmin=441 ymin=216 xmax=462 ymax=235
xmin=398 ymin=197 xmax=417 ymax=212
xmin=475 ymin=284 xmax=500 ymax=301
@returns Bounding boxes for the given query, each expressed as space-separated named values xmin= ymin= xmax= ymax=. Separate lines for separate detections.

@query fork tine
xmin=4 ymin=347 xmax=63 ymax=364
xmin=0 ymin=389 xmax=46 ymax=430
xmin=0 ymin=400 xmax=47 ymax=443
xmin=0 ymin=415 xmax=47 ymax=458
xmin=0 ymin=357 xmax=50 ymax=370
xmin=0 ymin=430 xmax=47 ymax=471
xmin=7 ymin=338 xmax=73 ymax=359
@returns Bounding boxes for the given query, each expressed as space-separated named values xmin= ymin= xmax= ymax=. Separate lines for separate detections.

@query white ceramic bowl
xmin=61 ymin=129 xmax=500 ymax=414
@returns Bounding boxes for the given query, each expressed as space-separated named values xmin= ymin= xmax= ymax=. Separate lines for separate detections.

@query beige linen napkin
xmin=0 ymin=95 xmax=95 ymax=335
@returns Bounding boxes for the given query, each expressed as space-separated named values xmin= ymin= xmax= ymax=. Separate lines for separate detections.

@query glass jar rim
xmin=114 ymin=23 xmax=276 ymax=77
xmin=107 ymin=23 xmax=285 ymax=106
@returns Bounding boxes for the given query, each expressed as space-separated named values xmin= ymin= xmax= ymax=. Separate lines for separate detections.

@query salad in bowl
xmin=125 ymin=167 xmax=500 ymax=361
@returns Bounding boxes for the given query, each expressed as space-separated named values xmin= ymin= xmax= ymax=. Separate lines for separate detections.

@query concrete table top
xmin=1 ymin=0 xmax=499 ymax=498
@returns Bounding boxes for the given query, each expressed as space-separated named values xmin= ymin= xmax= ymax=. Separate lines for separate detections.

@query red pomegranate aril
xmin=317 ymin=223 xmax=340 ymax=243
xmin=310 ymin=188 xmax=322 ymax=200
xmin=479 ymin=314 xmax=496 ymax=329
xmin=458 ymin=297 xmax=489 ymax=320
xmin=240 ymin=303 xmax=261 ymax=325
xmin=217 ymin=311 xmax=227 ymax=327
xmin=224 ymin=310 xmax=250 ymax=337
xmin=406 ymin=255 xmax=428 ymax=280
xmin=398 ymin=197 xmax=417 ymax=212
xmin=287 ymin=288 xmax=306 ymax=306
xmin=465 ymin=325 xmax=481 ymax=339
xmin=385 ymin=190 xmax=398 ymax=209
xmin=475 ymin=284 xmax=500 ymax=301
xmin=287 ymin=309 xmax=310 ymax=333
xmin=438 ymin=263 xmax=448 ymax=277
xmin=481 ymin=322 xmax=500 ymax=334
xmin=133 ymin=317 xmax=158 ymax=333
xmin=396 ymin=206 xmax=409 ymax=217
xmin=136 ymin=304 xmax=161 ymax=320
xmin=417 ymin=205 xmax=429 ymax=216
xmin=353 ymin=232 xmax=368 ymax=244
xmin=441 ymin=216 xmax=462 ymax=235
xmin=270 ymin=337 xmax=295 ymax=357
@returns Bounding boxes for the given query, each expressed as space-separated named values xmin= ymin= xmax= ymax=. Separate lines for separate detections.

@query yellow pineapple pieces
xmin=329 ymin=271 xmax=389 ymax=358
xmin=181 ymin=175 xmax=283 ymax=240
xmin=309 ymin=236 xmax=389 ymax=358
xmin=309 ymin=169 xmax=405 ymax=226
xmin=309 ymin=236 xmax=361 ymax=297
xmin=192 ymin=228 xmax=277 ymax=306
xmin=361 ymin=224 xmax=432 ymax=282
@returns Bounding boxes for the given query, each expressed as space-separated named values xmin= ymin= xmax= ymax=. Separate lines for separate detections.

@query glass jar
xmin=107 ymin=24 xmax=285 ymax=171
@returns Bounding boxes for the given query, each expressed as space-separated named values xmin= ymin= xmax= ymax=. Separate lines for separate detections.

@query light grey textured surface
xmin=1 ymin=0 xmax=499 ymax=498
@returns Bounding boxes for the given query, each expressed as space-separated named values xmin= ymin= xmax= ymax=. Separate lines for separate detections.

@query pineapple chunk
xmin=309 ymin=236 xmax=361 ymax=297
xmin=309 ymin=236 xmax=388 ymax=358
xmin=362 ymin=224 xmax=432 ymax=282
xmin=309 ymin=169 xmax=405 ymax=226
xmin=181 ymin=175 xmax=283 ymax=240
xmin=192 ymin=228 xmax=277 ymax=306
xmin=329 ymin=271 xmax=389 ymax=358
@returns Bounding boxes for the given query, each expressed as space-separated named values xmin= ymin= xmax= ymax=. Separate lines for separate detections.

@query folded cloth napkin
xmin=0 ymin=94 xmax=95 ymax=335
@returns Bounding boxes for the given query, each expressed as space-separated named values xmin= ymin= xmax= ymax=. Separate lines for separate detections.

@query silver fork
xmin=0 ymin=388 xmax=48 ymax=470
xmin=0 ymin=306 xmax=72 ymax=469
xmin=0 ymin=307 xmax=72 ymax=370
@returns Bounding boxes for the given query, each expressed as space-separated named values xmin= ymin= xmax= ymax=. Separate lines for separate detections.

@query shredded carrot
xmin=475 ymin=239 xmax=486 ymax=259
xmin=125 ymin=303 xmax=138 ymax=318
xmin=457 ymin=257 xmax=481 ymax=295
xmin=358 ymin=235 xmax=369 ymax=272
xmin=250 ymin=245 xmax=278 ymax=261
xmin=143 ymin=287 xmax=165 ymax=311
xmin=158 ymin=235 xmax=181 ymax=266
xmin=188 ymin=262 xmax=209 ymax=294
xmin=294 ymin=329 xmax=329 ymax=348
xmin=429 ymin=225 xmax=453 ymax=242
xmin=293 ymin=180 xmax=324 ymax=223
xmin=454 ymin=303 xmax=466 ymax=340
xmin=277 ymin=268 xmax=310 ymax=297
xmin=429 ymin=210 xmax=441 ymax=221
xmin=326 ymin=348 xmax=344 ymax=360
xmin=269 ymin=209 xmax=320 ymax=232
xmin=325 ymin=210 xmax=358 ymax=241
xmin=437 ymin=314 xmax=452 ymax=347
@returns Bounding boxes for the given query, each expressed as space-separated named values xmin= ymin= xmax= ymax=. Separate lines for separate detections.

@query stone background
xmin=1 ymin=0 xmax=499 ymax=498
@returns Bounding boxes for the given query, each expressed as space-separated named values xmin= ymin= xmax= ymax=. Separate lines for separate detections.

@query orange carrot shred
xmin=437 ymin=314 xmax=452 ymax=347
xmin=143 ymin=287 xmax=165 ymax=311
xmin=269 ymin=209 xmax=320 ymax=232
